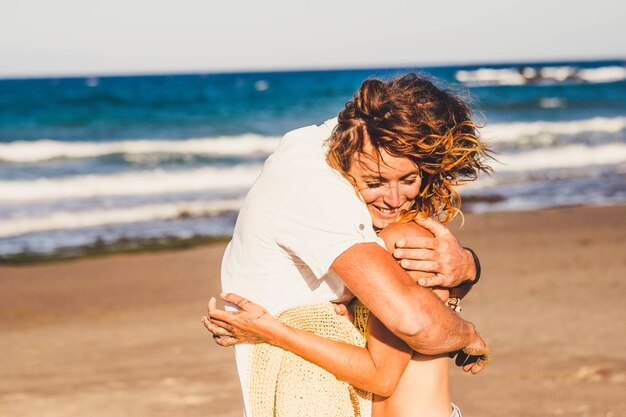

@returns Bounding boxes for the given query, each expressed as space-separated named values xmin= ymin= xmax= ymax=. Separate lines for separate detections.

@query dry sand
xmin=1 ymin=205 xmax=625 ymax=417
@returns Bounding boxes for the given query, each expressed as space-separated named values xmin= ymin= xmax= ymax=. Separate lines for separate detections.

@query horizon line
xmin=1 ymin=55 xmax=624 ymax=81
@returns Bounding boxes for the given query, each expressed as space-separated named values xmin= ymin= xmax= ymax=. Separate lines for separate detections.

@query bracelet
xmin=445 ymin=297 xmax=462 ymax=312
xmin=464 ymin=247 xmax=481 ymax=286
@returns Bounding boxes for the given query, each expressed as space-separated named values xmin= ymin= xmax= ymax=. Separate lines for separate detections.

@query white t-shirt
xmin=221 ymin=118 xmax=384 ymax=416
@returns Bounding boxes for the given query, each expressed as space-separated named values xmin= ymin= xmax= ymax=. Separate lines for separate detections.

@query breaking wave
xmin=0 ymin=135 xmax=280 ymax=163
xmin=0 ymin=164 xmax=263 ymax=202
xmin=456 ymin=65 xmax=626 ymax=86
xmin=0 ymin=198 xmax=244 ymax=238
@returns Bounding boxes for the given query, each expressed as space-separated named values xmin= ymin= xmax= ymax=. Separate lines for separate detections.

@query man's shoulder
xmin=274 ymin=118 xmax=337 ymax=157
xmin=283 ymin=118 xmax=337 ymax=140
xmin=247 ymin=116 xmax=352 ymax=215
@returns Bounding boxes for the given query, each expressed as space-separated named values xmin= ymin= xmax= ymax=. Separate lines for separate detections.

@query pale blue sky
xmin=1 ymin=0 xmax=624 ymax=78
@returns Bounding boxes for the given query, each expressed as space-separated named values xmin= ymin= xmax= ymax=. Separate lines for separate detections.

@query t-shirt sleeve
xmin=274 ymin=172 xmax=385 ymax=279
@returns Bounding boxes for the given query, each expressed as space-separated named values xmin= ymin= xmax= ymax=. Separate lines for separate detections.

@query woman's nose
xmin=384 ymin=185 xmax=401 ymax=207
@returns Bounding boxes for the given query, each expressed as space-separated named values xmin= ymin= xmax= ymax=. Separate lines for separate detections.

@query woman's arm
xmin=205 ymin=293 xmax=412 ymax=397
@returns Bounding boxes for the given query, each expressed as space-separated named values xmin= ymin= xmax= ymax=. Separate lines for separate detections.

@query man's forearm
xmin=399 ymin=290 xmax=478 ymax=355
xmin=332 ymin=242 xmax=479 ymax=355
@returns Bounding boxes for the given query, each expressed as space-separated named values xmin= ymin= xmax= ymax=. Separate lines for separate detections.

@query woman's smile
xmin=347 ymin=147 xmax=422 ymax=230
xmin=371 ymin=204 xmax=401 ymax=218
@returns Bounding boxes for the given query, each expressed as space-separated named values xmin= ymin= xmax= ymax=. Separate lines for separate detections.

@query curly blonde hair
xmin=326 ymin=73 xmax=491 ymax=224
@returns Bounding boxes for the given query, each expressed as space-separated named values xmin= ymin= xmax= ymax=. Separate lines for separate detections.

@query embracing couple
xmin=203 ymin=73 xmax=492 ymax=417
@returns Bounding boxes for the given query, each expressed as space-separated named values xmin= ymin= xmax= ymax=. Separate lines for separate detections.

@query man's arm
xmin=331 ymin=242 xmax=489 ymax=372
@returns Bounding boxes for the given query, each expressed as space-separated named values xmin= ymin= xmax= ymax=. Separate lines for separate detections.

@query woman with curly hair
xmin=204 ymin=73 xmax=491 ymax=417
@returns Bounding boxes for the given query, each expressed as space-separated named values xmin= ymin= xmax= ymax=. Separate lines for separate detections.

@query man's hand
xmin=453 ymin=328 xmax=491 ymax=374
xmin=393 ymin=216 xmax=476 ymax=288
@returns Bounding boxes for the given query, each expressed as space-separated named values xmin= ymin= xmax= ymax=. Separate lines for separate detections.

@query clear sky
xmin=1 ymin=0 xmax=625 ymax=78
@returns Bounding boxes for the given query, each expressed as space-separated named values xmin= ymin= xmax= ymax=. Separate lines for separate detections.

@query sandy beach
xmin=1 ymin=204 xmax=625 ymax=417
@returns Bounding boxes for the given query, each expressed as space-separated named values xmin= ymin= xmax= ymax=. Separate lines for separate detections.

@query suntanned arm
xmin=206 ymin=284 xmax=453 ymax=395
xmin=205 ymin=293 xmax=412 ymax=396
xmin=256 ymin=310 xmax=412 ymax=397
xmin=331 ymin=242 xmax=483 ymax=356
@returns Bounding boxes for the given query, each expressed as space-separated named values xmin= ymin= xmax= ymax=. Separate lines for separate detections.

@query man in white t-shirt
xmin=218 ymin=118 xmax=486 ymax=416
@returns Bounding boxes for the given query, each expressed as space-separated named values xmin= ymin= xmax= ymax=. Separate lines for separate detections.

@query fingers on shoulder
xmin=379 ymin=221 xmax=434 ymax=250
xmin=414 ymin=216 xmax=450 ymax=237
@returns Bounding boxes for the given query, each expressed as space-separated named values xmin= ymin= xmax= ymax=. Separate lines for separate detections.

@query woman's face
xmin=347 ymin=148 xmax=422 ymax=230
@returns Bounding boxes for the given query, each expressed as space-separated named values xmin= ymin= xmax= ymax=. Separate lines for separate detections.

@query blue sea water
xmin=1 ymin=59 xmax=625 ymax=256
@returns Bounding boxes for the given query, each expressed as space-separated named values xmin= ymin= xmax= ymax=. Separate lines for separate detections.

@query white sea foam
xmin=483 ymin=116 xmax=626 ymax=144
xmin=495 ymin=143 xmax=626 ymax=173
xmin=0 ymin=165 xmax=263 ymax=202
xmin=0 ymin=199 xmax=244 ymax=238
xmin=577 ymin=66 xmax=626 ymax=83
xmin=456 ymin=68 xmax=527 ymax=86
xmin=1 ymin=144 xmax=625 ymax=239
xmin=4 ymin=117 xmax=623 ymax=166
xmin=0 ymin=135 xmax=281 ymax=163
xmin=456 ymin=65 xmax=626 ymax=86
xmin=538 ymin=66 xmax=577 ymax=82
xmin=3 ymin=143 xmax=623 ymax=238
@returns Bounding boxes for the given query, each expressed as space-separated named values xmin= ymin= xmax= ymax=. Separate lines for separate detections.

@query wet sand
xmin=1 ymin=204 xmax=625 ymax=417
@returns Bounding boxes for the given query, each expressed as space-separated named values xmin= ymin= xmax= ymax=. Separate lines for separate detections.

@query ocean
xmin=1 ymin=59 xmax=625 ymax=257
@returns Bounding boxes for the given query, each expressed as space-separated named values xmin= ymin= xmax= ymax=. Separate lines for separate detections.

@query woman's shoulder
xmin=378 ymin=220 xmax=434 ymax=246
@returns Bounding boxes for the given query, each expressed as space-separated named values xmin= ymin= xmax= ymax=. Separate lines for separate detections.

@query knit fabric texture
xmin=249 ymin=302 xmax=372 ymax=417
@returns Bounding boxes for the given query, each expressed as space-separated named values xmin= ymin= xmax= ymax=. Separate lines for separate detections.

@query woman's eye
xmin=365 ymin=182 xmax=383 ymax=188
xmin=402 ymin=178 xmax=418 ymax=185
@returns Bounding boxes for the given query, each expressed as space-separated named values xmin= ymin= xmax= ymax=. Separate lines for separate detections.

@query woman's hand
xmin=202 ymin=293 xmax=277 ymax=347
xmin=393 ymin=216 xmax=477 ymax=288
